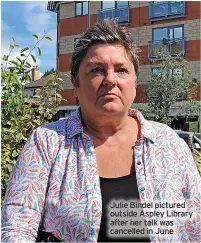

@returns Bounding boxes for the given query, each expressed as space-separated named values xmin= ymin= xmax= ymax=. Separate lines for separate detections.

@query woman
xmin=2 ymin=20 xmax=201 ymax=242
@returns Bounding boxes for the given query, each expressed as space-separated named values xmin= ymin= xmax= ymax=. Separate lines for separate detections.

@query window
xmin=149 ymin=25 xmax=185 ymax=59
xmin=102 ymin=1 xmax=115 ymax=9
xmin=153 ymin=28 xmax=168 ymax=42
xmin=169 ymin=26 xmax=183 ymax=41
xmin=152 ymin=67 xmax=183 ymax=81
xmin=152 ymin=67 xmax=182 ymax=76
xmin=99 ymin=1 xmax=129 ymax=24
xmin=149 ymin=1 xmax=185 ymax=21
xmin=101 ymin=1 xmax=129 ymax=10
xmin=24 ymin=89 xmax=34 ymax=97
xmin=75 ymin=2 xmax=88 ymax=16
xmin=153 ymin=25 xmax=184 ymax=42
xmin=117 ymin=1 xmax=129 ymax=7
xmin=83 ymin=2 xmax=88 ymax=15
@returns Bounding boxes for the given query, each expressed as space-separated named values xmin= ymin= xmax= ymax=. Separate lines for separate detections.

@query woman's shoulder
xmin=146 ymin=119 xmax=182 ymax=145
xmin=37 ymin=108 xmax=82 ymax=137
xmin=31 ymin=118 xmax=69 ymax=143
xmin=129 ymin=108 xmax=179 ymax=142
xmin=40 ymin=117 xmax=69 ymax=133
xmin=33 ymin=108 xmax=83 ymax=144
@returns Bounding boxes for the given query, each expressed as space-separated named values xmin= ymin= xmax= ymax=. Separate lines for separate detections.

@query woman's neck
xmin=82 ymin=111 xmax=138 ymax=144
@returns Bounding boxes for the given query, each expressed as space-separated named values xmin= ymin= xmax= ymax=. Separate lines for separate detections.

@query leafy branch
xmin=1 ymin=32 xmax=65 ymax=204
xmin=136 ymin=52 xmax=199 ymax=124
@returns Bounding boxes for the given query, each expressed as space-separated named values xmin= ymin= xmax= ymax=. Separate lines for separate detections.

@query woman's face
xmin=73 ymin=43 xmax=137 ymax=117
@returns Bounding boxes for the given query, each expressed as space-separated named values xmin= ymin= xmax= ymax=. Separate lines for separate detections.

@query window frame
xmin=101 ymin=1 xmax=129 ymax=10
xmin=57 ymin=41 xmax=59 ymax=56
xmin=151 ymin=67 xmax=183 ymax=76
xmin=57 ymin=4 xmax=60 ymax=23
xmin=152 ymin=25 xmax=184 ymax=43
xmin=75 ymin=1 xmax=89 ymax=16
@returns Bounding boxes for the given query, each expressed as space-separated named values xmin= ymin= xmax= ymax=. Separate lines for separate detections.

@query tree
xmin=43 ymin=68 xmax=56 ymax=76
xmin=1 ymin=33 xmax=66 ymax=202
xmin=137 ymin=53 xmax=199 ymax=124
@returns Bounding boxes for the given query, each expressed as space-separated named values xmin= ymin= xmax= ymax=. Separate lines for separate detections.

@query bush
xmin=1 ymin=33 xmax=66 ymax=202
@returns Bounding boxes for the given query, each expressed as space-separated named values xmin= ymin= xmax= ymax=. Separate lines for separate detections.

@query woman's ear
xmin=71 ymin=75 xmax=76 ymax=87
xmin=71 ymin=76 xmax=78 ymax=97
xmin=74 ymin=89 xmax=77 ymax=97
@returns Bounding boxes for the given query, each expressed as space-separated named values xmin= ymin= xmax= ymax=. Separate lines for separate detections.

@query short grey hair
xmin=70 ymin=19 xmax=140 ymax=87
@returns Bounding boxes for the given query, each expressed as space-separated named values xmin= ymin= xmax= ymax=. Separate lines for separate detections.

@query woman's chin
xmin=98 ymin=102 xmax=123 ymax=115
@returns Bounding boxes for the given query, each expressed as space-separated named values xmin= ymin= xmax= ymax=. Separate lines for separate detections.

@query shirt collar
xmin=67 ymin=106 xmax=157 ymax=143
xmin=66 ymin=107 xmax=83 ymax=138
xmin=128 ymin=109 xmax=157 ymax=143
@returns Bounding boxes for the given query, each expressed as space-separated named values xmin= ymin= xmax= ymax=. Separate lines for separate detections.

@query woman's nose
xmin=102 ymin=70 xmax=117 ymax=87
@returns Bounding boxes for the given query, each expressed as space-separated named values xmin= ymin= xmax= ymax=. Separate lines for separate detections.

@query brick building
xmin=47 ymin=1 xmax=200 ymax=131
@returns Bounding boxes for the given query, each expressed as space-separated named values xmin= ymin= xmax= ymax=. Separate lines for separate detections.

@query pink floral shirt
xmin=2 ymin=108 xmax=201 ymax=242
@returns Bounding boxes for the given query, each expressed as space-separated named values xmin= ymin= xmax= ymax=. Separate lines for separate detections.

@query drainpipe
xmin=88 ymin=1 xmax=90 ymax=27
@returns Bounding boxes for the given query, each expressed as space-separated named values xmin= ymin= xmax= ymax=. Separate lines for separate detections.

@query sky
xmin=1 ymin=1 xmax=57 ymax=77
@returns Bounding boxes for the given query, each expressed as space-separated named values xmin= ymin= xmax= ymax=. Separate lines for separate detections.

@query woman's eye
xmin=118 ymin=68 xmax=128 ymax=73
xmin=91 ymin=67 xmax=103 ymax=73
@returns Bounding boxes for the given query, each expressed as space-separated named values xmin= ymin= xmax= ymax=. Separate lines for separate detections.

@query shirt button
xmin=140 ymin=187 xmax=145 ymax=192
xmin=137 ymin=161 xmax=141 ymax=165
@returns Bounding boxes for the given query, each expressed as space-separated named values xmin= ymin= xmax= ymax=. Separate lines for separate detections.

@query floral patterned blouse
xmin=2 ymin=108 xmax=201 ymax=242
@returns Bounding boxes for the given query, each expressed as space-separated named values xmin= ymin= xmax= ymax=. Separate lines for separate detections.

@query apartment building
xmin=47 ymin=1 xmax=200 ymax=130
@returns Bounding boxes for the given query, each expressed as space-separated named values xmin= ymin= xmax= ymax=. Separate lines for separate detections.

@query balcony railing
xmin=148 ymin=38 xmax=185 ymax=59
xmin=149 ymin=1 xmax=185 ymax=21
xmin=98 ymin=6 xmax=130 ymax=24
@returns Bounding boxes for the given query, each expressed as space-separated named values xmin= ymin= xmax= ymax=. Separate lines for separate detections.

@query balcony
xmin=148 ymin=38 xmax=185 ymax=59
xmin=98 ymin=5 xmax=130 ymax=24
xmin=149 ymin=1 xmax=185 ymax=21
